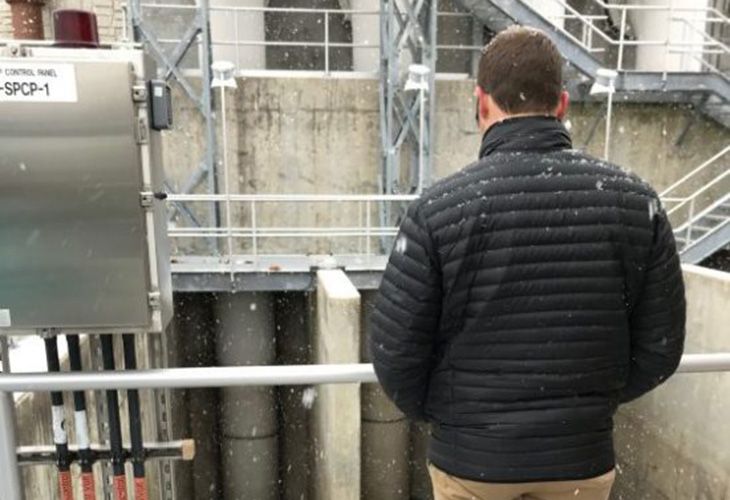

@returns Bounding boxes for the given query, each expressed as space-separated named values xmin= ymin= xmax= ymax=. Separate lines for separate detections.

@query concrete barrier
xmin=613 ymin=265 xmax=730 ymax=499
xmin=312 ymin=270 xmax=361 ymax=500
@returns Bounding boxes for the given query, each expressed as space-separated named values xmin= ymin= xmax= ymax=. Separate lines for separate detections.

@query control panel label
xmin=0 ymin=63 xmax=77 ymax=102
xmin=0 ymin=309 xmax=10 ymax=327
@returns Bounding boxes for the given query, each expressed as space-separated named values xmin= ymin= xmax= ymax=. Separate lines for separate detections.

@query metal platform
xmin=171 ymin=254 xmax=388 ymax=292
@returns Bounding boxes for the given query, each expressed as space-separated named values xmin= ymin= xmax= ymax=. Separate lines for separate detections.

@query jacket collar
xmin=478 ymin=115 xmax=573 ymax=159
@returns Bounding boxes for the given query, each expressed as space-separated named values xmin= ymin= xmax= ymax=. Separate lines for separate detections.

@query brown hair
xmin=477 ymin=26 xmax=563 ymax=114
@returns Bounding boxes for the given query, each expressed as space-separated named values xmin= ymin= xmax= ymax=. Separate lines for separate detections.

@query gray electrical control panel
xmin=0 ymin=45 xmax=172 ymax=334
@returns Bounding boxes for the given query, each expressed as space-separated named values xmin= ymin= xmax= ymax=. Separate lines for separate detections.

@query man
xmin=370 ymin=26 xmax=686 ymax=500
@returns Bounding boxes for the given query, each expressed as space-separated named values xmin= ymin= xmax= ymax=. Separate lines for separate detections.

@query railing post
xmin=251 ymin=200 xmax=258 ymax=261
xmin=358 ymin=201 xmax=364 ymax=254
xmin=686 ymin=197 xmax=696 ymax=244
xmin=325 ymin=10 xmax=331 ymax=76
xmin=617 ymin=8 xmax=627 ymax=71
xmin=365 ymin=200 xmax=372 ymax=257
xmin=234 ymin=9 xmax=241 ymax=72
xmin=0 ymin=390 xmax=23 ymax=500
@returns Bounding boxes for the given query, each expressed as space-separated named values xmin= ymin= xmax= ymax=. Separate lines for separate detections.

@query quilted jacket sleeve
xmin=620 ymin=209 xmax=686 ymax=404
xmin=370 ymin=202 xmax=442 ymax=420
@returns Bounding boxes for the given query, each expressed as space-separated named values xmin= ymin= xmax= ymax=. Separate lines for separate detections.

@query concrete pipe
xmin=410 ymin=421 xmax=433 ymax=500
xmin=275 ymin=292 xmax=313 ymax=500
xmin=216 ymin=292 xmax=277 ymax=500
xmin=221 ymin=436 xmax=279 ymax=500
xmin=176 ymin=293 xmax=222 ymax=499
xmin=360 ymin=291 xmax=411 ymax=500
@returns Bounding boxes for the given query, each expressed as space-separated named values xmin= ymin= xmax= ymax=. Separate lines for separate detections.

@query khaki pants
xmin=428 ymin=463 xmax=616 ymax=500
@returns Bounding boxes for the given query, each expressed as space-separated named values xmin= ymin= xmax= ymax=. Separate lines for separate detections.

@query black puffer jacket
xmin=370 ymin=116 xmax=686 ymax=483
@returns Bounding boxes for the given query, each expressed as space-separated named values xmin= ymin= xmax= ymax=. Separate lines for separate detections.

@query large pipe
xmin=360 ymin=291 xmax=409 ymax=500
xmin=216 ymin=293 xmax=277 ymax=500
xmin=5 ymin=0 xmax=45 ymax=40
xmin=275 ymin=293 xmax=312 ymax=500
xmin=44 ymin=336 xmax=74 ymax=500
xmin=175 ymin=294 xmax=222 ymax=499
xmin=66 ymin=335 xmax=96 ymax=500
xmin=0 ymin=353 xmax=727 ymax=392
xmin=100 ymin=335 xmax=128 ymax=500
xmin=123 ymin=334 xmax=147 ymax=500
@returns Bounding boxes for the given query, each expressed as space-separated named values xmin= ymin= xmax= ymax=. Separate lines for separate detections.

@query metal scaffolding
xmin=128 ymin=0 xmax=220 ymax=252
xmin=379 ymin=0 xmax=438 ymax=238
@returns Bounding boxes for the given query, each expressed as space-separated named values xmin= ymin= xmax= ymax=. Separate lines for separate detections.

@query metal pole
xmin=617 ymin=8 xmax=627 ymax=71
xmin=199 ymin=0 xmax=221 ymax=254
xmin=686 ymin=197 xmax=696 ymax=244
xmin=0 ymin=355 xmax=729 ymax=393
xmin=251 ymin=200 xmax=258 ymax=261
xmin=234 ymin=10 xmax=240 ymax=72
xmin=417 ymin=86 xmax=426 ymax=193
xmin=324 ymin=11 xmax=330 ymax=76
xmin=604 ymin=86 xmax=614 ymax=161
xmin=0 ymin=390 xmax=23 ymax=500
xmin=219 ymin=85 xmax=235 ymax=284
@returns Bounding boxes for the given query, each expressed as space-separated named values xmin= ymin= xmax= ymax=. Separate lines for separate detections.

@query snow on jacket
xmin=370 ymin=115 xmax=686 ymax=483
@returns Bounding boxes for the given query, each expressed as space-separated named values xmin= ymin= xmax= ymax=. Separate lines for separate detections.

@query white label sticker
xmin=0 ymin=309 xmax=10 ymax=328
xmin=74 ymin=410 xmax=90 ymax=449
xmin=0 ymin=63 xmax=77 ymax=102
xmin=52 ymin=406 xmax=68 ymax=445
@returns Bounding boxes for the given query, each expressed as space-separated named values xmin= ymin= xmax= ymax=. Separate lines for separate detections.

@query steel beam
xmin=129 ymin=0 xmax=220 ymax=253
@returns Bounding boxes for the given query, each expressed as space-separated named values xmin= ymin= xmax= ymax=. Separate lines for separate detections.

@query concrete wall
xmin=164 ymin=76 xmax=730 ymax=257
xmin=312 ymin=270 xmax=361 ymax=500
xmin=613 ymin=265 xmax=730 ymax=499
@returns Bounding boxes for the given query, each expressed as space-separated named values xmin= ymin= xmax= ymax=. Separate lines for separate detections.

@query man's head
xmin=476 ymin=26 xmax=569 ymax=132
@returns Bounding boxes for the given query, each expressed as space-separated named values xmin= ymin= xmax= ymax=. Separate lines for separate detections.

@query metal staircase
xmin=458 ymin=0 xmax=730 ymax=264
xmin=458 ymin=0 xmax=730 ymax=128
xmin=673 ymin=193 xmax=730 ymax=263
xmin=661 ymin=144 xmax=730 ymax=263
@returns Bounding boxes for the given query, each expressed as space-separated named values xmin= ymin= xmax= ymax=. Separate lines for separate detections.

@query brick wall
xmin=0 ymin=0 xmax=125 ymax=42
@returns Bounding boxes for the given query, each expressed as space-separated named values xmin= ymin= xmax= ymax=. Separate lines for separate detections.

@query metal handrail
xmin=167 ymin=194 xmax=416 ymax=273
xmin=0 ymin=354 xmax=727 ymax=500
xmin=666 ymin=164 xmax=730 ymax=218
xmin=660 ymin=144 xmax=730 ymax=200
xmin=1 ymin=355 xmax=729 ymax=392
xmin=167 ymin=194 xmax=418 ymax=202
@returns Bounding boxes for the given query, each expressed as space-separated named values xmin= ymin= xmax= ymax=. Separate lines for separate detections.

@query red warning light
xmin=53 ymin=10 xmax=100 ymax=48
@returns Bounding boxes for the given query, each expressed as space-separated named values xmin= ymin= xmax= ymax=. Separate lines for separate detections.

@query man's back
xmin=370 ymin=116 xmax=686 ymax=483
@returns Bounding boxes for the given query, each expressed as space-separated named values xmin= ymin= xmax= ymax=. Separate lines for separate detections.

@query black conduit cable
xmin=66 ymin=335 xmax=97 ymax=500
xmin=101 ymin=335 xmax=128 ymax=500
xmin=44 ymin=335 xmax=74 ymax=500
xmin=122 ymin=334 xmax=148 ymax=500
